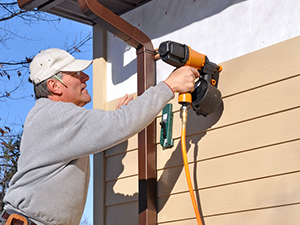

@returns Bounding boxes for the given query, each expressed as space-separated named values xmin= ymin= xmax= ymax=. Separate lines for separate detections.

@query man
xmin=2 ymin=48 xmax=199 ymax=225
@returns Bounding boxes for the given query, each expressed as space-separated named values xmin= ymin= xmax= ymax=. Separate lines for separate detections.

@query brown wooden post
xmin=137 ymin=47 xmax=156 ymax=225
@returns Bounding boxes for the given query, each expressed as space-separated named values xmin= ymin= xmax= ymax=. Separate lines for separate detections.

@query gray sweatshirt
xmin=4 ymin=81 xmax=174 ymax=225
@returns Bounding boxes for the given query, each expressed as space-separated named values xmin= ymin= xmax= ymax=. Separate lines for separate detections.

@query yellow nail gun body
xmin=158 ymin=41 xmax=222 ymax=116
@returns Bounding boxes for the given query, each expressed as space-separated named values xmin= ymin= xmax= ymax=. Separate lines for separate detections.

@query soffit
xmin=18 ymin=0 xmax=152 ymax=25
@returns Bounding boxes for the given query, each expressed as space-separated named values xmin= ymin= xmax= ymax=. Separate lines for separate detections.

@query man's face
xmin=60 ymin=71 xmax=91 ymax=107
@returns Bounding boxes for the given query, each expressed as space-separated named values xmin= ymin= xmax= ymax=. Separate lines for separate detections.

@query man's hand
xmin=164 ymin=66 xmax=200 ymax=93
xmin=115 ymin=94 xmax=134 ymax=110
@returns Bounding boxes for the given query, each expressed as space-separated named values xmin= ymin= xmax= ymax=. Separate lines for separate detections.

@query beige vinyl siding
xmin=102 ymin=97 xmax=139 ymax=225
xmin=156 ymin=35 xmax=300 ymax=224
xmin=95 ymin=35 xmax=300 ymax=225
xmin=101 ymin=140 xmax=139 ymax=225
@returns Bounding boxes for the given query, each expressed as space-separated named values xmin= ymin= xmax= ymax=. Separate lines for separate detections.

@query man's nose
xmin=80 ymin=72 xmax=90 ymax=82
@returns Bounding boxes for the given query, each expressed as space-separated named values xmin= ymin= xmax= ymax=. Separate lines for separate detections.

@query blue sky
xmin=1 ymin=6 xmax=94 ymax=224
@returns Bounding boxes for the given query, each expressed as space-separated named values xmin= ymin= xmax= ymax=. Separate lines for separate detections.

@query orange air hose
xmin=181 ymin=105 xmax=203 ymax=225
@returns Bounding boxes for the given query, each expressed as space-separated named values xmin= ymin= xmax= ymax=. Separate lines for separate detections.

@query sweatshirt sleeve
xmin=22 ymin=81 xmax=174 ymax=163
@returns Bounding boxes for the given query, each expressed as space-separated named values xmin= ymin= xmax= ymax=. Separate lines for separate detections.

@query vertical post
xmin=137 ymin=47 xmax=157 ymax=225
xmin=93 ymin=25 xmax=107 ymax=225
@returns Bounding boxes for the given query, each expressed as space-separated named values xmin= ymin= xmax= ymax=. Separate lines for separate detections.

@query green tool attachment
xmin=160 ymin=103 xmax=174 ymax=148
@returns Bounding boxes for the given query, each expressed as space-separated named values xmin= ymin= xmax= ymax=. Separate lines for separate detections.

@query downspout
xmin=78 ymin=1 xmax=157 ymax=225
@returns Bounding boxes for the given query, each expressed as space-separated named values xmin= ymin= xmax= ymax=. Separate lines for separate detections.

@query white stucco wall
xmin=106 ymin=0 xmax=300 ymax=101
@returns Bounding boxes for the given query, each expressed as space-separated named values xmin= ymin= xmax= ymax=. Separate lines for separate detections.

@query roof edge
xmin=18 ymin=0 xmax=49 ymax=10
xmin=79 ymin=0 xmax=153 ymax=51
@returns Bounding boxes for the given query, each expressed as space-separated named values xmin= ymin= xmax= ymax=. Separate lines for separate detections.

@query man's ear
xmin=47 ymin=79 xmax=63 ymax=95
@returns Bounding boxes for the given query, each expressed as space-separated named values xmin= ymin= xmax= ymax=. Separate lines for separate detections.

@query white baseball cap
xmin=30 ymin=48 xmax=93 ymax=85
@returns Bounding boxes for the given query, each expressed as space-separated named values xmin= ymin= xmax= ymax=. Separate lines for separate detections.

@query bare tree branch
xmin=0 ymin=9 xmax=26 ymax=22
xmin=0 ymin=58 xmax=32 ymax=66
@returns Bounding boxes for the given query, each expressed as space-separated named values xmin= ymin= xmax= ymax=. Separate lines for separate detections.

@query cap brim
xmin=60 ymin=59 xmax=93 ymax=72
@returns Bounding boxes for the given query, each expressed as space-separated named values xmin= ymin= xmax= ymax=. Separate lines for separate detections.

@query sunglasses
xmin=54 ymin=71 xmax=81 ymax=88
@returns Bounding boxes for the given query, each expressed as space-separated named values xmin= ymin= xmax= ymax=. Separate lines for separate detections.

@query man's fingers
xmin=190 ymin=67 xmax=200 ymax=79
xmin=115 ymin=94 xmax=134 ymax=110
xmin=116 ymin=94 xmax=127 ymax=110
xmin=123 ymin=94 xmax=133 ymax=105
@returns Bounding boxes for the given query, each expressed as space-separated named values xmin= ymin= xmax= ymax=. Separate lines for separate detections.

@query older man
xmin=2 ymin=48 xmax=199 ymax=225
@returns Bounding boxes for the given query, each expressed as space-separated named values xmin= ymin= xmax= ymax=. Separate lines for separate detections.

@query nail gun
xmin=158 ymin=41 xmax=222 ymax=116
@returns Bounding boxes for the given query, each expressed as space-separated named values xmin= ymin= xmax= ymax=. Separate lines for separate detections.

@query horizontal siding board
xmin=106 ymin=201 xmax=138 ymax=225
xmin=158 ymin=204 xmax=300 ymax=225
xmin=156 ymin=74 xmax=300 ymax=144
xmin=158 ymin=219 xmax=197 ymax=225
xmin=157 ymin=107 xmax=300 ymax=169
xmin=157 ymin=139 xmax=300 ymax=197
xmin=158 ymin=172 xmax=300 ymax=223
xmin=218 ymin=36 xmax=300 ymax=97
xmin=193 ymin=107 xmax=300 ymax=161
xmin=105 ymin=150 xmax=138 ymax=181
xmin=105 ymin=136 xmax=138 ymax=157
xmin=209 ymin=74 xmax=300 ymax=128
xmin=105 ymin=175 xmax=138 ymax=206
xmin=158 ymin=192 xmax=195 ymax=222
xmin=204 ymin=203 xmax=300 ymax=225
xmin=201 ymin=172 xmax=300 ymax=216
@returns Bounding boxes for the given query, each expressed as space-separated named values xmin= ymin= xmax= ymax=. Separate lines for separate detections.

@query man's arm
xmin=115 ymin=66 xmax=200 ymax=109
xmin=37 ymin=66 xmax=200 ymax=161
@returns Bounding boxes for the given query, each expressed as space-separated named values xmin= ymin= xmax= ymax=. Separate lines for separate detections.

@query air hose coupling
xmin=181 ymin=105 xmax=188 ymax=129
xmin=178 ymin=92 xmax=192 ymax=127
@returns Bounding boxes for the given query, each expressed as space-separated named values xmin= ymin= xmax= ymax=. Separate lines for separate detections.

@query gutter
xmin=78 ymin=1 xmax=157 ymax=225
xmin=17 ymin=0 xmax=47 ymax=9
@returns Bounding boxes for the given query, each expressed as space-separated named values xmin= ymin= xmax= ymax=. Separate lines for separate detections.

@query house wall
xmin=92 ymin=0 xmax=300 ymax=224
xmin=156 ymin=36 xmax=300 ymax=224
